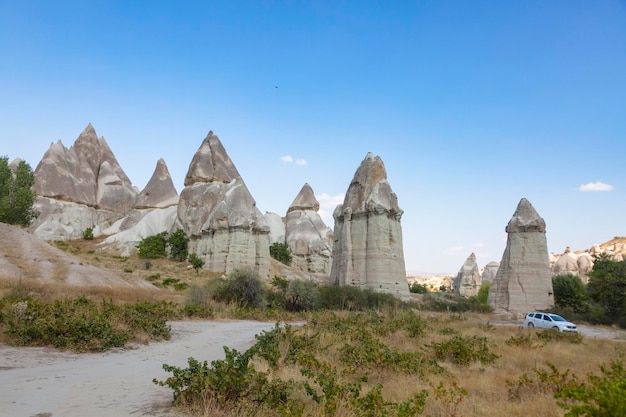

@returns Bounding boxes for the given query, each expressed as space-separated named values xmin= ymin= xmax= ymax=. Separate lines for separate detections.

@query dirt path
xmin=0 ymin=320 xmax=277 ymax=417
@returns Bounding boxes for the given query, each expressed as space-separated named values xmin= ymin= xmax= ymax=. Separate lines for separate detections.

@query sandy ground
xmin=0 ymin=320 xmax=277 ymax=417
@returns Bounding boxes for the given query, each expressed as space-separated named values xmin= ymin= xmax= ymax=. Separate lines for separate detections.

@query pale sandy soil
xmin=0 ymin=320 xmax=277 ymax=417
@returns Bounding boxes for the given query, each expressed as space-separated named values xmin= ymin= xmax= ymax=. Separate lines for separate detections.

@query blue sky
xmin=2 ymin=1 xmax=625 ymax=274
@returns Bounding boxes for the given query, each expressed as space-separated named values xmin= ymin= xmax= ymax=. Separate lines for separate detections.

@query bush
xmin=409 ymin=282 xmax=429 ymax=294
xmin=167 ymin=229 xmax=189 ymax=262
xmin=137 ymin=232 xmax=168 ymax=258
xmin=556 ymin=360 xmax=626 ymax=416
xmin=476 ymin=281 xmax=491 ymax=304
xmin=82 ymin=227 xmax=94 ymax=240
xmin=212 ymin=269 xmax=267 ymax=309
xmin=317 ymin=285 xmax=403 ymax=311
xmin=285 ymin=280 xmax=320 ymax=311
xmin=188 ymin=253 xmax=205 ymax=274
xmin=269 ymin=242 xmax=292 ymax=265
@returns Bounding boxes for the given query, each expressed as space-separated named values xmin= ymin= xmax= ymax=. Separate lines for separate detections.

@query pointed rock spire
xmin=288 ymin=183 xmax=320 ymax=213
xmin=134 ymin=159 xmax=179 ymax=209
xmin=285 ymin=184 xmax=333 ymax=275
xmin=453 ymin=252 xmax=481 ymax=298
xmin=177 ymin=131 xmax=270 ymax=278
xmin=330 ymin=153 xmax=409 ymax=300
xmin=184 ymin=131 xmax=241 ymax=186
xmin=506 ymin=198 xmax=546 ymax=233
xmin=488 ymin=198 xmax=554 ymax=316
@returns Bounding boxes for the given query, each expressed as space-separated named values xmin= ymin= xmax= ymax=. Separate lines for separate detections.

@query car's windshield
xmin=549 ymin=314 xmax=566 ymax=322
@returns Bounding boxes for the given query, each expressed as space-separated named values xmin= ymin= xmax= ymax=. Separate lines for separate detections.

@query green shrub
xmin=317 ymin=285 xmax=403 ymax=311
xmin=3 ymin=298 xmax=176 ymax=352
xmin=476 ymin=281 xmax=491 ymax=304
xmin=429 ymin=335 xmax=499 ymax=366
xmin=136 ymin=232 xmax=168 ymax=259
xmin=269 ymin=242 xmax=292 ymax=265
xmin=212 ymin=268 xmax=267 ymax=309
xmin=188 ymin=253 xmax=204 ymax=274
xmin=409 ymin=281 xmax=429 ymax=294
xmin=556 ymin=360 xmax=626 ymax=416
xmin=82 ymin=227 xmax=94 ymax=240
xmin=285 ymin=280 xmax=320 ymax=311
xmin=0 ymin=156 xmax=39 ymax=226
xmin=167 ymin=228 xmax=189 ymax=262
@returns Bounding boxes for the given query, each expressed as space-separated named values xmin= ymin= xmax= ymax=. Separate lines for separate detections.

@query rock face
xmin=481 ymin=261 xmax=500 ymax=283
xmin=0 ymin=223 xmax=151 ymax=288
xmin=285 ymin=183 xmax=333 ymax=276
xmin=99 ymin=159 xmax=180 ymax=256
xmin=264 ymin=212 xmax=286 ymax=244
xmin=488 ymin=198 xmax=554 ymax=315
xmin=176 ymin=131 xmax=270 ymax=278
xmin=453 ymin=253 xmax=481 ymax=297
xmin=329 ymin=153 xmax=410 ymax=300
xmin=551 ymin=247 xmax=579 ymax=276
xmin=30 ymin=124 xmax=138 ymax=240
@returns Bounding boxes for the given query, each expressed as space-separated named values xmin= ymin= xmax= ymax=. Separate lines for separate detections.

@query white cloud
xmin=579 ymin=181 xmax=614 ymax=192
xmin=281 ymin=155 xmax=293 ymax=163
xmin=295 ymin=158 xmax=308 ymax=166
xmin=317 ymin=193 xmax=345 ymax=226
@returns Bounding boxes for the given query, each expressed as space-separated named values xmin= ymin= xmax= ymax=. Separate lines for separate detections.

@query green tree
xmin=409 ymin=281 xmax=429 ymax=294
xmin=213 ymin=268 xmax=266 ymax=309
xmin=552 ymin=274 xmax=590 ymax=313
xmin=136 ymin=232 xmax=168 ymax=258
xmin=269 ymin=242 xmax=292 ymax=265
xmin=167 ymin=229 xmax=189 ymax=261
xmin=476 ymin=281 xmax=491 ymax=304
xmin=0 ymin=156 xmax=38 ymax=226
xmin=587 ymin=255 xmax=626 ymax=327
xmin=188 ymin=253 xmax=205 ymax=275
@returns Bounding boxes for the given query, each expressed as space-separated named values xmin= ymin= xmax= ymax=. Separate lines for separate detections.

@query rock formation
xmin=329 ymin=153 xmax=410 ymax=300
xmin=453 ymin=253 xmax=481 ymax=297
xmin=264 ymin=212 xmax=286 ymax=244
xmin=175 ymin=131 xmax=270 ymax=277
xmin=551 ymin=247 xmax=579 ymax=276
xmin=0 ymin=223 xmax=152 ymax=288
xmin=30 ymin=124 xmax=138 ymax=240
xmin=577 ymin=252 xmax=594 ymax=283
xmin=481 ymin=261 xmax=500 ymax=283
xmin=285 ymin=183 xmax=333 ymax=276
xmin=99 ymin=159 xmax=179 ymax=256
xmin=488 ymin=198 xmax=554 ymax=315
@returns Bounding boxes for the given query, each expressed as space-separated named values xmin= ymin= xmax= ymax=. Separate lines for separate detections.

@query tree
xmin=552 ymin=274 xmax=589 ymax=313
xmin=0 ymin=156 xmax=38 ymax=226
xmin=587 ymin=255 xmax=626 ymax=327
xmin=269 ymin=242 xmax=292 ymax=265
xmin=188 ymin=253 xmax=205 ymax=275
xmin=136 ymin=232 xmax=168 ymax=258
xmin=476 ymin=281 xmax=491 ymax=304
xmin=167 ymin=229 xmax=189 ymax=261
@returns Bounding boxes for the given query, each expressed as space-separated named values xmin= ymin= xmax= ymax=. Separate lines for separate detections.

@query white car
xmin=523 ymin=312 xmax=578 ymax=333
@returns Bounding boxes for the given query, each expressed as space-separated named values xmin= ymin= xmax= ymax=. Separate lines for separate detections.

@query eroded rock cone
xmin=453 ymin=252 xmax=481 ymax=298
xmin=30 ymin=124 xmax=138 ymax=240
xmin=488 ymin=198 xmax=554 ymax=315
xmin=285 ymin=183 xmax=333 ymax=276
xmin=330 ymin=153 xmax=410 ymax=300
xmin=176 ymin=131 xmax=270 ymax=278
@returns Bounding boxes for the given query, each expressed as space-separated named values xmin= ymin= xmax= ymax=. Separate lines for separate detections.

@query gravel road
xmin=0 ymin=320 xmax=277 ymax=417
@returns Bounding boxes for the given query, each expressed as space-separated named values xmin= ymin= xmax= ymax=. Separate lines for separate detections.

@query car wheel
xmin=527 ymin=323 xmax=534 ymax=328
xmin=553 ymin=326 xmax=560 ymax=332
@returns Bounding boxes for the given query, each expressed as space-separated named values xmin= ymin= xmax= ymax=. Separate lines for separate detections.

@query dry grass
xmin=239 ymin=310 xmax=625 ymax=417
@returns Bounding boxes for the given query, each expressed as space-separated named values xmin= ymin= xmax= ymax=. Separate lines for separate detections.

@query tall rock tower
xmin=453 ymin=252 xmax=481 ymax=298
xmin=285 ymin=183 xmax=333 ymax=276
xmin=488 ymin=198 xmax=554 ymax=315
xmin=176 ymin=131 xmax=270 ymax=278
xmin=330 ymin=153 xmax=410 ymax=301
